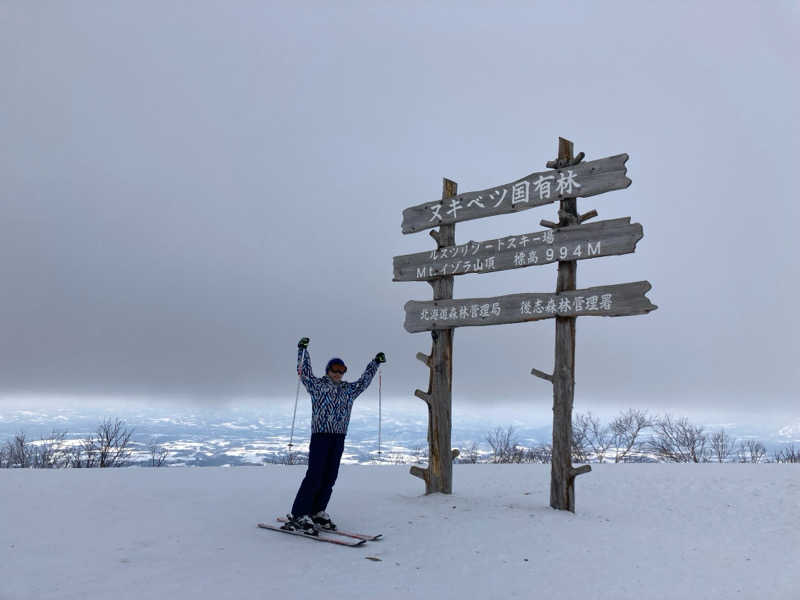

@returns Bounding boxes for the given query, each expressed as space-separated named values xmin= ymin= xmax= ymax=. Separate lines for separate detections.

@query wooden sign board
xmin=393 ymin=217 xmax=642 ymax=282
xmin=403 ymin=281 xmax=656 ymax=333
xmin=401 ymin=154 xmax=630 ymax=234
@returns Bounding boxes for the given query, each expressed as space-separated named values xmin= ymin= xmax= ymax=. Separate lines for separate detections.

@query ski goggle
xmin=329 ymin=367 xmax=346 ymax=375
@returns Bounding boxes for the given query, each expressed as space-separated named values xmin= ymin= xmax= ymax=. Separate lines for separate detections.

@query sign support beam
xmin=549 ymin=137 xmax=592 ymax=512
xmin=410 ymin=178 xmax=458 ymax=494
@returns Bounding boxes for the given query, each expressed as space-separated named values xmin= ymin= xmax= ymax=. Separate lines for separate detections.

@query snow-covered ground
xmin=1 ymin=464 xmax=797 ymax=599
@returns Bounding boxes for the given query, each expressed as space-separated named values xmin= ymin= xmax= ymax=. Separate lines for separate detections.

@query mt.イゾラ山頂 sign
xmin=393 ymin=217 xmax=642 ymax=281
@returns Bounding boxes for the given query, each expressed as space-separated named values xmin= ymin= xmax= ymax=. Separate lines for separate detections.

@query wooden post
xmin=410 ymin=178 xmax=457 ymax=494
xmin=550 ymin=137 xmax=591 ymax=512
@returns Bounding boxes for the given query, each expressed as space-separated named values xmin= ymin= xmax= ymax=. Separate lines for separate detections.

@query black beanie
xmin=326 ymin=358 xmax=346 ymax=373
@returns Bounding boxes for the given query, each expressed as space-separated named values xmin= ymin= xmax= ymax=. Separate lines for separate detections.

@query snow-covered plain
xmin=1 ymin=464 xmax=797 ymax=599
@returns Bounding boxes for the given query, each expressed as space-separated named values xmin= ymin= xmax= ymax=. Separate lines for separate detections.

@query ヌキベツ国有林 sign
xmin=401 ymin=154 xmax=630 ymax=234
xmin=393 ymin=217 xmax=642 ymax=281
xmin=403 ymin=281 xmax=656 ymax=333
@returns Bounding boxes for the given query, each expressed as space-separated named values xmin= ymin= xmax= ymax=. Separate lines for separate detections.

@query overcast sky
xmin=1 ymin=2 xmax=798 ymax=421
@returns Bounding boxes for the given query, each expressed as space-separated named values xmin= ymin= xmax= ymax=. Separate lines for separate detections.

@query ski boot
xmin=282 ymin=514 xmax=318 ymax=536
xmin=312 ymin=511 xmax=337 ymax=531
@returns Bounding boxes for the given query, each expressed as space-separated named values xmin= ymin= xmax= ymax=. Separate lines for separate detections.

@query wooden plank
xmin=393 ymin=217 xmax=643 ymax=281
xmin=403 ymin=281 xmax=657 ymax=333
xmin=401 ymin=153 xmax=630 ymax=234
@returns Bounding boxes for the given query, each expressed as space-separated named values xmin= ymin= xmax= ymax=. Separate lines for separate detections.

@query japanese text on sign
xmin=420 ymin=294 xmax=613 ymax=323
xmin=401 ymin=154 xmax=631 ymax=234
xmin=403 ymin=281 xmax=656 ymax=333
xmin=429 ymin=171 xmax=582 ymax=223
xmin=393 ymin=217 xmax=643 ymax=283
xmin=415 ymin=240 xmax=601 ymax=279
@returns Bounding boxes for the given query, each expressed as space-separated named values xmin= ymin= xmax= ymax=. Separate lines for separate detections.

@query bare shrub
xmin=649 ymin=414 xmax=708 ymax=463
xmin=272 ymin=450 xmax=308 ymax=465
xmin=459 ymin=442 xmax=481 ymax=464
xmin=1 ymin=430 xmax=71 ymax=468
xmin=709 ymin=428 xmax=737 ymax=463
xmin=610 ymin=409 xmax=652 ymax=463
xmin=486 ymin=426 xmax=521 ymax=464
xmin=67 ymin=418 xmax=134 ymax=468
xmin=411 ymin=444 xmax=428 ymax=464
xmin=737 ymin=439 xmax=767 ymax=463
xmin=509 ymin=445 xmax=528 ymax=464
xmin=573 ymin=412 xmax=613 ymax=463
xmin=571 ymin=417 xmax=590 ymax=463
xmin=7 ymin=432 xmax=30 ymax=468
xmin=524 ymin=444 xmax=552 ymax=464
xmin=96 ymin=418 xmax=134 ymax=467
xmin=32 ymin=430 xmax=69 ymax=468
xmin=773 ymin=445 xmax=799 ymax=464
xmin=388 ymin=452 xmax=409 ymax=465
xmin=65 ymin=443 xmax=86 ymax=468
xmin=148 ymin=440 xmax=169 ymax=467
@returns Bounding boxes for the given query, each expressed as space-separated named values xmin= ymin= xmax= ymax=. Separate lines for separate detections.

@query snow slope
xmin=1 ymin=464 xmax=797 ymax=600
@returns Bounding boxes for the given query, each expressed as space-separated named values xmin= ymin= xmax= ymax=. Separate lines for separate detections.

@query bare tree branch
xmin=738 ymin=439 xmax=767 ymax=463
xmin=486 ymin=426 xmax=521 ymax=463
xmin=610 ymin=409 xmax=652 ymax=463
xmin=458 ymin=442 xmax=481 ymax=464
xmin=574 ymin=412 xmax=614 ymax=463
xmin=148 ymin=439 xmax=169 ymax=467
xmin=648 ymin=414 xmax=708 ymax=463
xmin=773 ymin=445 xmax=799 ymax=463
xmin=709 ymin=429 xmax=737 ymax=463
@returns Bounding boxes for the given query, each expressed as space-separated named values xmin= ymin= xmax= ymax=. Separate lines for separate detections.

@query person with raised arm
xmin=283 ymin=337 xmax=386 ymax=534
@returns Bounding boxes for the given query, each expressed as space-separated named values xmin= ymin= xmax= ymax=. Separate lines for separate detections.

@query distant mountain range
xmin=0 ymin=404 xmax=796 ymax=466
xmin=778 ymin=419 xmax=800 ymax=440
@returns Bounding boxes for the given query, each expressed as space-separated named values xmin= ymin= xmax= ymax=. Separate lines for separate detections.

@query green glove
xmin=298 ymin=337 xmax=310 ymax=349
xmin=375 ymin=352 xmax=386 ymax=364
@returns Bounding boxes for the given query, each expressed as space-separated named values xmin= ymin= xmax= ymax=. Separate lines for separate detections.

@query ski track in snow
xmin=1 ymin=464 xmax=798 ymax=600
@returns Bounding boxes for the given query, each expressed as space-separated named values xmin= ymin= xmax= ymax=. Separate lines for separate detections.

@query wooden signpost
xmin=394 ymin=137 xmax=657 ymax=511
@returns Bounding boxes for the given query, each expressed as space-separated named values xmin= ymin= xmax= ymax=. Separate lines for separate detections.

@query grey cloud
xmin=0 ymin=2 xmax=797 ymax=419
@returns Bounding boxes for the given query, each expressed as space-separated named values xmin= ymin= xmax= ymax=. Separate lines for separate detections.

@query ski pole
xmin=289 ymin=349 xmax=304 ymax=452
xmin=377 ymin=366 xmax=382 ymax=461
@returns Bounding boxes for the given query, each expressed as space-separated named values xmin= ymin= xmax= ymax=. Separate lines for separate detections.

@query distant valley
xmin=0 ymin=403 xmax=796 ymax=466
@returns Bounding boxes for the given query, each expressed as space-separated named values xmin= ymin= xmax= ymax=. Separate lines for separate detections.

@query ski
xmin=257 ymin=523 xmax=366 ymax=547
xmin=276 ymin=517 xmax=383 ymax=541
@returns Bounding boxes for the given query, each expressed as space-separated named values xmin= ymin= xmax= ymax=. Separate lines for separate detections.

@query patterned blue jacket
xmin=297 ymin=348 xmax=379 ymax=435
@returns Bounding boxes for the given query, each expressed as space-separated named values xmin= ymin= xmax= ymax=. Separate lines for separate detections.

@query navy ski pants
xmin=291 ymin=432 xmax=345 ymax=517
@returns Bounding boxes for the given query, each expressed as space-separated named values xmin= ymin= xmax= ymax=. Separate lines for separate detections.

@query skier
xmin=283 ymin=337 xmax=386 ymax=535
